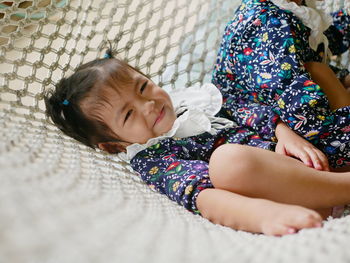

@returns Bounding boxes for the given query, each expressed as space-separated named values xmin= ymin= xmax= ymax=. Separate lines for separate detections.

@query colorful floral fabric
xmin=130 ymin=0 xmax=350 ymax=216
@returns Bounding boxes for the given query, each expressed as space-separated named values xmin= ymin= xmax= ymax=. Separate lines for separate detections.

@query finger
xmin=304 ymin=147 xmax=323 ymax=170
xmin=275 ymin=143 xmax=286 ymax=155
xmin=305 ymin=147 xmax=330 ymax=171
xmin=313 ymin=149 xmax=330 ymax=171
xmin=297 ymin=150 xmax=313 ymax=168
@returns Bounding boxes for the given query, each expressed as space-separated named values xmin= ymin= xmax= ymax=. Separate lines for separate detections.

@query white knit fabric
xmin=1 ymin=0 xmax=350 ymax=262
xmin=2 ymin=113 xmax=350 ymax=263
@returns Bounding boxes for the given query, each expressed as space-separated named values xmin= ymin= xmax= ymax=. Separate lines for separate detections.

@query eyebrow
xmin=118 ymin=77 xmax=142 ymax=126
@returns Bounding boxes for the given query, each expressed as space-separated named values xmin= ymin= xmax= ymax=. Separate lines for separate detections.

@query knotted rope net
xmin=1 ymin=1 xmax=350 ymax=262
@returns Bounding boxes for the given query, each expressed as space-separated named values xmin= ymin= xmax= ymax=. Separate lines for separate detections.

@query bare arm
xmin=305 ymin=62 xmax=350 ymax=110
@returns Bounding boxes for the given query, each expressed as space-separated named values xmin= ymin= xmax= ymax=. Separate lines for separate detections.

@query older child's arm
xmin=305 ymin=62 xmax=350 ymax=110
xmin=196 ymin=188 xmax=322 ymax=236
xmin=343 ymin=75 xmax=350 ymax=89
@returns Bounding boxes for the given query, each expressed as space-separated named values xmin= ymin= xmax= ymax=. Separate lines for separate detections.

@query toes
xmin=261 ymin=206 xmax=323 ymax=236
xmin=289 ymin=209 xmax=323 ymax=229
xmin=263 ymin=224 xmax=297 ymax=236
xmin=273 ymin=210 xmax=323 ymax=236
xmin=301 ymin=212 xmax=323 ymax=227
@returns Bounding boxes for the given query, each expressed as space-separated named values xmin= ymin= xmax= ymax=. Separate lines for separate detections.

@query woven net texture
xmin=1 ymin=0 xmax=350 ymax=262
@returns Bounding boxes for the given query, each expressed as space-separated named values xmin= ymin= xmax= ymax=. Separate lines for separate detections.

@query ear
xmin=97 ymin=141 xmax=130 ymax=153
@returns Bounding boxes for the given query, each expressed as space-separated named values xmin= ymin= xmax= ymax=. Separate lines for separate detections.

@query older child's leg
xmin=209 ymin=144 xmax=350 ymax=209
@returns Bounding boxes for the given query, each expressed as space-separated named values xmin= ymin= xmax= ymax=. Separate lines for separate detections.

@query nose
xmin=142 ymin=99 xmax=155 ymax=115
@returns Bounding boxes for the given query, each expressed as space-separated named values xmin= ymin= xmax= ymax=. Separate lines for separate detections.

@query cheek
xmin=124 ymin=121 xmax=155 ymax=143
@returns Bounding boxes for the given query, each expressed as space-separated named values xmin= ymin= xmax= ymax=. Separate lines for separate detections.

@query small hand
xmin=275 ymin=121 xmax=330 ymax=171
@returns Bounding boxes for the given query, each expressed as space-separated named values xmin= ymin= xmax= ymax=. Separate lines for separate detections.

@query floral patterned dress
xmin=130 ymin=0 xmax=350 ymax=216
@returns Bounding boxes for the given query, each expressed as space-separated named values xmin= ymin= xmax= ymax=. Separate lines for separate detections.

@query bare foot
xmin=260 ymin=202 xmax=323 ymax=236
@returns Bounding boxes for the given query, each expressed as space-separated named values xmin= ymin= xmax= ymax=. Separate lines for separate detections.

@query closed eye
xmin=124 ymin=109 xmax=133 ymax=123
xmin=140 ymin=81 xmax=147 ymax=93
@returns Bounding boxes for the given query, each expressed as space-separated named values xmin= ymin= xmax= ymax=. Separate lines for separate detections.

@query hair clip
xmin=103 ymin=53 xmax=111 ymax=59
xmin=62 ymin=99 xmax=69 ymax=106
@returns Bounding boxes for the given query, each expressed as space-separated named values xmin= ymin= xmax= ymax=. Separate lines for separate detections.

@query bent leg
xmin=209 ymin=144 xmax=350 ymax=209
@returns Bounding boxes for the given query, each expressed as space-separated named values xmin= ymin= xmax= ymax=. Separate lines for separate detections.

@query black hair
xmin=44 ymin=48 xmax=143 ymax=152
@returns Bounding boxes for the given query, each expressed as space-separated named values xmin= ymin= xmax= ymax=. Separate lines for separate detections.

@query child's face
xmin=84 ymin=68 xmax=177 ymax=151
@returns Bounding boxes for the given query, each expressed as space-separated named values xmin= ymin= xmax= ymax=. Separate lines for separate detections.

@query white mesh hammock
xmin=1 ymin=0 xmax=350 ymax=262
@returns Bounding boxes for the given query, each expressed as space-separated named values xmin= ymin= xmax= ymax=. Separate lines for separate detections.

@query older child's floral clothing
xmin=325 ymin=9 xmax=350 ymax=56
xmin=212 ymin=0 xmax=350 ymax=167
xmin=325 ymin=9 xmax=350 ymax=81
xmin=128 ymin=0 xmax=350 ymax=217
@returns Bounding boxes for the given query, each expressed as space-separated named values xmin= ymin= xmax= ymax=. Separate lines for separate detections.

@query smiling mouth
xmin=154 ymin=106 xmax=165 ymax=126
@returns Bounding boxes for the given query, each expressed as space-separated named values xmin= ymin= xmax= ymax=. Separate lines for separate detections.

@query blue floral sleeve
xmin=220 ymin=95 xmax=279 ymax=140
xmin=130 ymin=139 xmax=214 ymax=215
